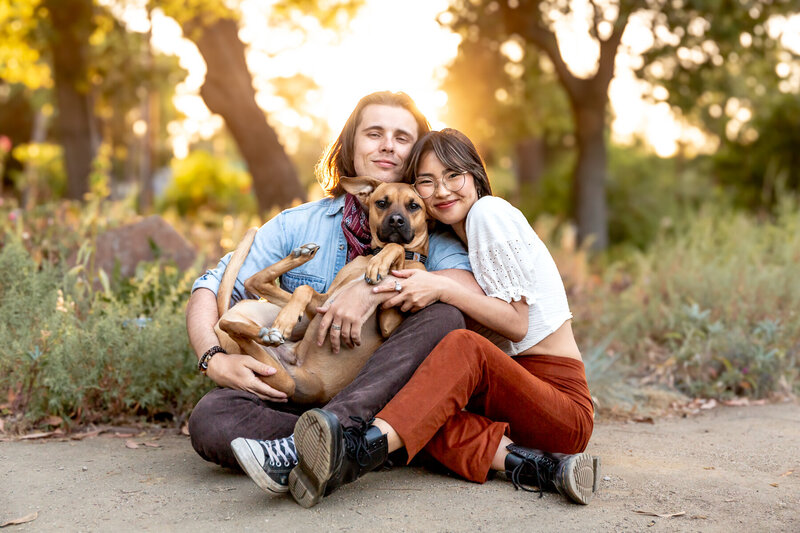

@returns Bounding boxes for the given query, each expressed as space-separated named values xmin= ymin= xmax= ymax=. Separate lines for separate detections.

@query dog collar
xmin=368 ymin=247 xmax=427 ymax=266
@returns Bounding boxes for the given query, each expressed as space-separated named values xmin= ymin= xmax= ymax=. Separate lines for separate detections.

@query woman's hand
xmin=374 ymin=269 xmax=449 ymax=312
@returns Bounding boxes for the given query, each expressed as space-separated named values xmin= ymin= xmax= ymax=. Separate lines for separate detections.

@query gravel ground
xmin=2 ymin=402 xmax=799 ymax=532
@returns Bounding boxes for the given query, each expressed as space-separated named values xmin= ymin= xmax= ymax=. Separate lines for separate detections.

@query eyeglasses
xmin=413 ymin=172 xmax=467 ymax=199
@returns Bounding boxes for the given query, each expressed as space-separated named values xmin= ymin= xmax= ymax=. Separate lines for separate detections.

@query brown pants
xmin=377 ymin=330 xmax=594 ymax=483
xmin=188 ymin=303 xmax=465 ymax=469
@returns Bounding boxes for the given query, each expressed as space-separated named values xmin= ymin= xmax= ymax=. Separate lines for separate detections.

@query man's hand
xmin=315 ymin=277 xmax=392 ymax=353
xmin=205 ymin=352 xmax=289 ymax=402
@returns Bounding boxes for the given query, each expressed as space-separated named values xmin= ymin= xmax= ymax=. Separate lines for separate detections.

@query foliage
xmin=713 ymin=94 xmax=800 ymax=210
xmin=517 ymin=143 xmax=722 ymax=251
xmin=574 ymin=203 xmax=800 ymax=400
xmin=636 ymin=2 xmax=799 ymax=210
xmin=9 ymin=142 xmax=66 ymax=202
xmin=157 ymin=150 xmax=256 ymax=217
xmin=0 ymin=219 xmax=210 ymax=431
xmin=0 ymin=0 xmax=52 ymax=89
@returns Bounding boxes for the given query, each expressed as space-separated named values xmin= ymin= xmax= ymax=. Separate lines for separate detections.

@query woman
xmin=288 ymin=129 xmax=599 ymax=507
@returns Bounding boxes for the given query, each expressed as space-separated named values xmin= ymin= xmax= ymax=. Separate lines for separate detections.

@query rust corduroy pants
xmin=377 ymin=329 xmax=594 ymax=483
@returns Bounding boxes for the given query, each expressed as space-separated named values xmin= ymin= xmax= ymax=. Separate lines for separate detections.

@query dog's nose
xmin=388 ymin=214 xmax=406 ymax=228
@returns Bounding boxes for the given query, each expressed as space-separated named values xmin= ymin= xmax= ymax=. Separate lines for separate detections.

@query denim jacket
xmin=192 ymin=195 xmax=472 ymax=306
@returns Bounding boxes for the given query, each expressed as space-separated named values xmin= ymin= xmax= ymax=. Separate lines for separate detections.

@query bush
xmin=516 ymin=143 xmax=722 ymax=252
xmin=0 ymin=234 xmax=212 ymax=431
xmin=575 ymin=202 xmax=800 ymax=400
xmin=157 ymin=150 xmax=256 ymax=217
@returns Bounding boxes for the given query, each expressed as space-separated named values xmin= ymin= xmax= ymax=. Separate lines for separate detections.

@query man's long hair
xmin=316 ymin=91 xmax=430 ymax=197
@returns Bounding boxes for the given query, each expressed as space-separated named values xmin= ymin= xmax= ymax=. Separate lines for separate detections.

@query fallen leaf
xmin=125 ymin=440 xmax=139 ymax=449
xmin=70 ymin=429 xmax=105 ymax=440
xmin=142 ymin=442 xmax=161 ymax=448
xmin=19 ymin=431 xmax=57 ymax=440
xmin=633 ymin=416 xmax=655 ymax=424
xmin=0 ymin=512 xmax=38 ymax=527
xmin=699 ymin=399 xmax=717 ymax=410
xmin=779 ymin=470 xmax=794 ymax=477
xmin=112 ymin=433 xmax=135 ymax=438
xmin=180 ymin=423 xmax=190 ymax=436
xmin=722 ymin=397 xmax=749 ymax=407
xmin=703 ymin=466 xmax=715 ymax=470
xmin=769 ymin=483 xmax=778 ymax=487
xmin=634 ymin=510 xmax=686 ymax=518
xmin=691 ymin=515 xmax=708 ymax=520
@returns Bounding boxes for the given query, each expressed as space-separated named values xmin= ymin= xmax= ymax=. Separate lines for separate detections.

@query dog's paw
xmin=259 ymin=327 xmax=285 ymax=346
xmin=291 ymin=243 xmax=319 ymax=258
xmin=363 ymin=272 xmax=382 ymax=285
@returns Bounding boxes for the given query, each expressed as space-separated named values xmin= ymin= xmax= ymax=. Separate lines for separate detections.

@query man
xmin=186 ymin=91 xmax=473 ymax=493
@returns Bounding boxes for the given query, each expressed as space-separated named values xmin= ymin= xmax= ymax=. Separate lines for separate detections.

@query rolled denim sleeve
xmin=191 ymin=214 xmax=289 ymax=305
xmin=426 ymin=231 xmax=472 ymax=272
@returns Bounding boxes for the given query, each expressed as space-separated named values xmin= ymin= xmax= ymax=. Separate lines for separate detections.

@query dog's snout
xmin=388 ymin=214 xmax=406 ymax=227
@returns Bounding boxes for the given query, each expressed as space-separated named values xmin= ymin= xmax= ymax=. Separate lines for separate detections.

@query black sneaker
xmin=231 ymin=435 xmax=297 ymax=494
xmin=289 ymin=409 xmax=388 ymax=508
xmin=505 ymin=444 xmax=600 ymax=505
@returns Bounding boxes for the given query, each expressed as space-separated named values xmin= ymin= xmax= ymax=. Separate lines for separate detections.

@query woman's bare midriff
xmin=517 ymin=320 xmax=582 ymax=361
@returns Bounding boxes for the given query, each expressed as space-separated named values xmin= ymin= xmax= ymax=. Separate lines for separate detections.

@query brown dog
xmin=214 ymin=176 xmax=429 ymax=404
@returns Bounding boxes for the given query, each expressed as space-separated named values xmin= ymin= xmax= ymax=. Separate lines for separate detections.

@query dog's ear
xmin=339 ymin=176 xmax=384 ymax=206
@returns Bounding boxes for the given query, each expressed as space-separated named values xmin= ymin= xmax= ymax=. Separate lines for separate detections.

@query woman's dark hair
xmin=316 ymin=91 xmax=430 ymax=197
xmin=403 ymin=128 xmax=493 ymax=199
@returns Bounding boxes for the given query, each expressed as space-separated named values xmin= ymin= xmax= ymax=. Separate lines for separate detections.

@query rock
xmin=93 ymin=216 xmax=197 ymax=278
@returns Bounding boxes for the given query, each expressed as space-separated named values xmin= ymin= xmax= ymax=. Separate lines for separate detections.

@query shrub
xmin=157 ymin=150 xmax=256 ymax=217
xmin=575 ymin=202 xmax=800 ymax=400
xmin=0 ymin=235 xmax=212 ymax=431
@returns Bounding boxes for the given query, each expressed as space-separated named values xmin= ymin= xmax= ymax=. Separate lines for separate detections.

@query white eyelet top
xmin=465 ymin=196 xmax=572 ymax=355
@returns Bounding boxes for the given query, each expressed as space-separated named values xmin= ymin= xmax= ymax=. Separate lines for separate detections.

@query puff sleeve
xmin=465 ymin=196 xmax=541 ymax=305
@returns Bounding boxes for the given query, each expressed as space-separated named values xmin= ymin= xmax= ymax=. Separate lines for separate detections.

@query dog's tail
xmin=217 ymin=227 xmax=258 ymax=318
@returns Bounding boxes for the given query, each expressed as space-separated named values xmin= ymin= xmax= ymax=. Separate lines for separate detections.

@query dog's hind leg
xmin=244 ymin=244 xmax=320 ymax=305
xmin=261 ymin=285 xmax=327 ymax=346
xmin=217 ymin=317 xmax=297 ymax=396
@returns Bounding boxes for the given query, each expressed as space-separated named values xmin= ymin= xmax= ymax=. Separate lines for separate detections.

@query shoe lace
xmin=264 ymin=435 xmax=297 ymax=468
xmin=344 ymin=416 xmax=374 ymax=468
xmin=509 ymin=455 xmax=556 ymax=498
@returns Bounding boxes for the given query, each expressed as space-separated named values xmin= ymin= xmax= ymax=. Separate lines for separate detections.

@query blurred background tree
xmin=0 ymin=0 xmax=360 ymax=215
xmin=441 ymin=0 xmax=798 ymax=250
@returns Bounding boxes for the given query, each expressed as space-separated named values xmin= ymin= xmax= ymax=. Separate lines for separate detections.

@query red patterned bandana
xmin=341 ymin=193 xmax=371 ymax=262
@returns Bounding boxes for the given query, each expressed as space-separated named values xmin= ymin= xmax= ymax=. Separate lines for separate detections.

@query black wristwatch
xmin=199 ymin=345 xmax=226 ymax=374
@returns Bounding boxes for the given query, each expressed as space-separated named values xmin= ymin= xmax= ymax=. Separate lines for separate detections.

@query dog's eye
xmin=375 ymin=199 xmax=387 ymax=209
xmin=408 ymin=201 xmax=421 ymax=211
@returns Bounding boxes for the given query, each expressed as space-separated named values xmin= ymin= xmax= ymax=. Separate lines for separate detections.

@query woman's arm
xmin=377 ymin=268 xmax=529 ymax=342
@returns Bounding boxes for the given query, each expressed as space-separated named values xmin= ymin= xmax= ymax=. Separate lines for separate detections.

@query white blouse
xmin=465 ymin=196 xmax=572 ymax=355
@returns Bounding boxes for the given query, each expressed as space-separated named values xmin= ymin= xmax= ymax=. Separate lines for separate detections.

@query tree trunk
xmin=572 ymin=103 xmax=609 ymax=251
xmin=514 ymin=136 xmax=545 ymax=188
xmin=184 ymin=17 xmax=306 ymax=212
xmin=44 ymin=0 xmax=96 ymax=201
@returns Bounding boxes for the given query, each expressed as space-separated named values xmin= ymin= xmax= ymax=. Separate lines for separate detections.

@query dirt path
xmin=2 ymin=403 xmax=798 ymax=532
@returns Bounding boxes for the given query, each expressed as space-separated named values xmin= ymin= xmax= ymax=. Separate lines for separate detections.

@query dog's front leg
xmin=365 ymin=243 xmax=405 ymax=285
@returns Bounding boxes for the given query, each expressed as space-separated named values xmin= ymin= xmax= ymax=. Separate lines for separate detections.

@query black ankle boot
xmin=504 ymin=444 xmax=600 ymax=505
xmin=289 ymin=408 xmax=388 ymax=508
